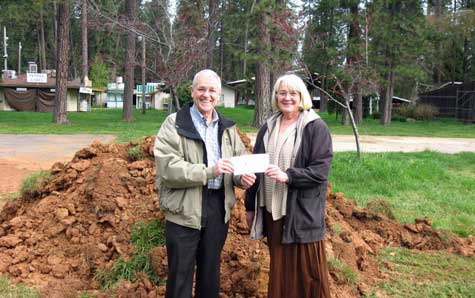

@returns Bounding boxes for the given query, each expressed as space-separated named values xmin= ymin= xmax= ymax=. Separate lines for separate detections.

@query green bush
xmin=176 ymin=80 xmax=193 ymax=106
xmin=397 ymin=103 xmax=438 ymax=120
xmin=20 ymin=171 xmax=52 ymax=199
xmin=414 ymin=103 xmax=439 ymax=120
xmin=397 ymin=104 xmax=416 ymax=119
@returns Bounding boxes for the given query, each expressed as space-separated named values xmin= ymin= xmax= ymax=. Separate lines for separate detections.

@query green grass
xmin=20 ymin=170 xmax=52 ymax=199
xmin=328 ymin=257 xmax=359 ymax=285
xmin=1 ymin=107 xmax=474 ymax=142
xmin=94 ymin=219 xmax=165 ymax=289
xmin=0 ymin=275 xmax=39 ymax=298
xmin=0 ymin=109 xmax=167 ymax=143
xmin=330 ymin=151 xmax=475 ymax=236
xmin=374 ymin=247 xmax=475 ymax=298
xmin=320 ymin=113 xmax=475 ymax=138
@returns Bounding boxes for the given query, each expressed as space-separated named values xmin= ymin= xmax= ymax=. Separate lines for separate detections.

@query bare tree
xmin=145 ymin=0 xmax=206 ymax=111
xmin=123 ymin=0 xmax=136 ymax=121
xmin=53 ymin=0 xmax=70 ymax=124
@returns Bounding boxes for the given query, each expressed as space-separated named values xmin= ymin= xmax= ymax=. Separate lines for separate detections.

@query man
xmin=154 ymin=69 xmax=256 ymax=298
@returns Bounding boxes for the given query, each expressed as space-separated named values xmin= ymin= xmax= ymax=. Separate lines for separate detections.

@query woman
xmin=245 ymin=74 xmax=333 ymax=298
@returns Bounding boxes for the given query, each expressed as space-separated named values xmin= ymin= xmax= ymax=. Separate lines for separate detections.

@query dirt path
xmin=0 ymin=134 xmax=116 ymax=202
xmin=247 ymin=133 xmax=475 ymax=153
xmin=1 ymin=133 xmax=474 ymax=202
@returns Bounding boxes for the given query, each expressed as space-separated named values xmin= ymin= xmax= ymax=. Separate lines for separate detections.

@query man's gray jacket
xmin=154 ymin=104 xmax=247 ymax=229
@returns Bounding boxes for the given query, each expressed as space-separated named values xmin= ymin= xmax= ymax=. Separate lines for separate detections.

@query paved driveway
xmin=246 ymin=134 xmax=475 ymax=154
xmin=0 ymin=134 xmax=116 ymax=197
xmin=1 ymin=133 xmax=474 ymax=199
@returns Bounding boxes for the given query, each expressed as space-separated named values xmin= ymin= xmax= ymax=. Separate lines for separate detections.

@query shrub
xmin=396 ymin=103 xmax=439 ymax=121
xmin=414 ymin=103 xmax=439 ymax=120
xmin=176 ymin=80 xmax=193 ymax=106
xmin=20 ymin=170 xmax=52 ymax=199
xmin=397 ymin=104 xmax=416 ymax=119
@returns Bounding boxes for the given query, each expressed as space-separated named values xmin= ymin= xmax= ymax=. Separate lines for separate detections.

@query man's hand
xmin=215 ymin=158 xmax=234 ymax=175
xmin=265 ymin=164 xmax=289 ymax=183
xmin=240 ymin=173 xmax=256 ymax=189
xmin=246 ymin=211 xmax=255 ymax=229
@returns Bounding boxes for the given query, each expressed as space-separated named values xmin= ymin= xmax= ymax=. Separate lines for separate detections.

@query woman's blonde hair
xmin=271 ymin=74 xmax=313 ymax=112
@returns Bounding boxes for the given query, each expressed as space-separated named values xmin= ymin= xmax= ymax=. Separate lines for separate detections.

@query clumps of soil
xmin=0 ymin=135 xmax=474 ymax=298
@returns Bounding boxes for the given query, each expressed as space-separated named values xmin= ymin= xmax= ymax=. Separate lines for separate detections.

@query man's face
xmin=191 ymin=74 xmax=221 ymax=116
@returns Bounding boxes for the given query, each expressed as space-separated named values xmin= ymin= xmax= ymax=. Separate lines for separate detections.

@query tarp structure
xmin=4 ymin=88 xmax=55 ymax=112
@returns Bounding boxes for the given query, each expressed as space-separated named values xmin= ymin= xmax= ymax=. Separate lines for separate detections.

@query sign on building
xmin=26 ymin=72 xmax=47 ymax=83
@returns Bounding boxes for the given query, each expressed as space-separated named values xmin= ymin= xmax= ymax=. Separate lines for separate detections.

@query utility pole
xmin=18 ymin=42 xmax=22 ymax=74
xmin=3 ymin=27 xmax=8 ymax=72
xmin=141 ymin=35 xmax=146 ymax=114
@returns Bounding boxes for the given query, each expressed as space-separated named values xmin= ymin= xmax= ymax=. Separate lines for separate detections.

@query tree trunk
xmin=253 ymin=1 xmax=272 ymax=127
xmin=353 ymin=86 xmax=363 ymax=124
xmin=347 ymin=1 xmax=363 ymax=123
xmin=39 ymin=8 xmax=47 ymax=70
xmin=123 ymin=0 xmax=136 ymax=122
xmin=53 ymin=0 xmax=70 ymax=124
xmin=320 ymin=69 xmax=328 ymax=112
xmin=52 ymin=0 xmax=58 ymax=62
xmin=219 ymin=16 xmax=224 ymax=78
xmin=141 ymin=37 xmax=146 ymax=114
xmin=206 ymin=0 xmax=217 ymax=69
xmin=81 ymin=0 xmax=88 ymax=83
xmin=110 ymin=31 xmax=121 ymax=80
xmin=342 ymin=99 xmax=350 ymax=126
xmin=463 ymin=36 xmax=468 ymax=82
xmin=243 ymin=0 xmax=256 ymax=77
xmin=380 ymin=70 xmax=394 ymax=125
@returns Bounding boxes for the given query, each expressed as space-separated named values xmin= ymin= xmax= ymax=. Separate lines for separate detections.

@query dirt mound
xmin=1 ymin=133 xmax=474 ymax=298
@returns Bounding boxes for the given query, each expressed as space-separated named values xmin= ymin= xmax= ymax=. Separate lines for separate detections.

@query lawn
xmin=330 ymin=151 xmax=475 ymax=237
xmin=1 ymin=106 xmax=475 ymax=142
xmin=1 ymin=107 xmax=475 ymax=296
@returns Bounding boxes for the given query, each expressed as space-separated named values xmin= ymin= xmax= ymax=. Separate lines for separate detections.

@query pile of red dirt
xmin=1 ymin=133 xmax=474 ymax=298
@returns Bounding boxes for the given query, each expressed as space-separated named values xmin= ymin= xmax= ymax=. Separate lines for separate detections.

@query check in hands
xmin=214 ymin=159 xmax=256 ymax=189
xmin=215 ymin=160 xmax=286 ymax=189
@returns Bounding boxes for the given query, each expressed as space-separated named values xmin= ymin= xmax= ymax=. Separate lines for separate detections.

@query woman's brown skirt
xmin=265 ymin=211 xmax=330 ymax=298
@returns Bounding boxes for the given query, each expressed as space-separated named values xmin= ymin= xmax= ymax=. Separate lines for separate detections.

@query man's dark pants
xmin=165 ymin=188 xmax=229 ymax=298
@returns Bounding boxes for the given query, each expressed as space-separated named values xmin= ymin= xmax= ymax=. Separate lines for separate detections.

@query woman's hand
xmin=265 ymin=164 xmax=289 ymax=183
xmin=246 ymin=211 xmax=255 ymax=229
xmin=240 ymin=173 xmax=256 ymax=189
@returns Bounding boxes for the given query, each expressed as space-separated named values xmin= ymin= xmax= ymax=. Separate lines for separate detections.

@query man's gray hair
xmin=192 ymin=69 xmax=222 ymax=90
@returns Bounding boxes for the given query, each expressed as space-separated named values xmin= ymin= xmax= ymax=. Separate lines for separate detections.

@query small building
xmin=135 ymin=82 xmax=169 ymax=110
xmin=0 ymin=72 xmax=81 ymax=112
xmin=418 ymin=81 xmax=475 ymax=122
xmin=106 ymin=78 xmax=125 ymax=108
xmin=219 ymin=84 xmax=236 ymax=108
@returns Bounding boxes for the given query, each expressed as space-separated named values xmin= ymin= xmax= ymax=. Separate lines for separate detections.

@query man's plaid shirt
xmin=190 ymin=104 xmax=223 ymax=189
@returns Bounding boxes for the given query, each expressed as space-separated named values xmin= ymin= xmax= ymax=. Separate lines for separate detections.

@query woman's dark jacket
xmin=245 ymin=111 xmax=333 ymax=244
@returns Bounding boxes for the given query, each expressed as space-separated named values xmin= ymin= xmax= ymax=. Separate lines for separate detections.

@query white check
xmin=230 ymin=154 xmax=270 ymax=175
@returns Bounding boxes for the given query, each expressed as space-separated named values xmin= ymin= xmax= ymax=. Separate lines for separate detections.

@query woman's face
xmin=276 ymin=82 xmax=301 ymax=115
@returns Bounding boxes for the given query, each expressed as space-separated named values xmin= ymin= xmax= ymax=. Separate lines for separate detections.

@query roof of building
xmin=0 ymin=73 xmax=81 ymax=89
